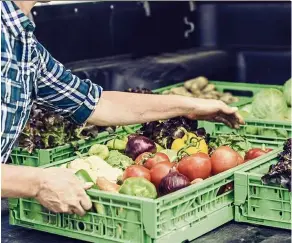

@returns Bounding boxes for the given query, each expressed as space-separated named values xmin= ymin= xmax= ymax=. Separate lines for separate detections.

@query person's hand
xmin=35 ymin=167 xmax=93 ymax=216
xmin=186 ymin=99 xmax=245 ymax=129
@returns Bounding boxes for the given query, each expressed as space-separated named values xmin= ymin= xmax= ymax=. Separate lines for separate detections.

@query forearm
xmin=87 ymin=91 xmax=194 ymax=126
xmin=1 ymin=164 xmax=42 ymax=198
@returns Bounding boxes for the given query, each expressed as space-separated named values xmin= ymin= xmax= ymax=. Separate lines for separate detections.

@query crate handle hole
xmin=195 ymin=197 xmax=201 ymax=205
xmin=274 ymin=189 xmax=278 ymax=193
xmin=252 ymin=207 xmax=256 ymax=212
xmin=77 ymin=221 xmax=86 ymax=231
xmin=279 ymin=211 xmax=283 ymax=216
xmin=103 ymin=224 xmax=106 ymax=235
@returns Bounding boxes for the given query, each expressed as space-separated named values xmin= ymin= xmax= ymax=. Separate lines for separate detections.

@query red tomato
xmin=123 ymin=165 xmax=151 ymax=181
xmin=135 ymin=152 xmax=170 ymax=170
xmin=178 ymin=153 xmax=212 ymax=181
xmin=150 ymin=161 xmax=173 ymax=188
xmin=244 ymin=148 xmax=272 ymax=161
xmin=135 ymin=152 xmax=152 ymax=165
xmin=211 ymin=146 xmax=239 ymax=175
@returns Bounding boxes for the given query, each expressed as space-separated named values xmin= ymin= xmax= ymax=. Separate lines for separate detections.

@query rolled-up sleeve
xmin=35 ymin=42 xmax=102 ymax=125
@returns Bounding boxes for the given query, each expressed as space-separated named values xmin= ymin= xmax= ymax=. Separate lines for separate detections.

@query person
xmin=1 ymin=0 xmax=244 ymax=216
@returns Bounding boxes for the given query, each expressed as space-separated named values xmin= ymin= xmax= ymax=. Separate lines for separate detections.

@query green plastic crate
xmin=156 ymin=80 xmax=290 ymax=142
xmin=201 ymin=119 xmax=291 ymax=143
xmin=11 ymin=80 xmax=284 ymax=167
xmin=10 ymin=131 xmax=113 ymax=167
xmin=234 ymin=150 xmax=291 ymax=230
xmin=9 ymin=134 xmax=283 ymax=243
xmin=154 ymin=80 xmax=283 ymax=107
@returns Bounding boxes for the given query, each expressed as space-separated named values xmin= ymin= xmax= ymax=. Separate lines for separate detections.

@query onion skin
xmin=158 ymin=170 xmax=190 ymax=196
xmin=125 ymin=136 xmax=157 ymax=160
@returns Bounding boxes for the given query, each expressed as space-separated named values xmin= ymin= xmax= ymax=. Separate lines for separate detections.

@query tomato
xmin=135 ymin=152 xmax=152 ymax=165
xmin=135 ymin=152 xmax=170 ymax=170
xmin=150 ymin=161 xmax=173 ymax=188
xmin=123 ymin=165 xmax=151 ymax=181
xmin=244 ymin=148 xmax=272 ymax=161
xmin=211 ymin=146 xmax=239 ymax=175
xmin=178 ymin=153 xmax=212 ymax=181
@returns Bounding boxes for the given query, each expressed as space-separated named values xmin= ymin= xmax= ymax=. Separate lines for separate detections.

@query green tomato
xmin=88 ymin=144 xmax=109 ymax=159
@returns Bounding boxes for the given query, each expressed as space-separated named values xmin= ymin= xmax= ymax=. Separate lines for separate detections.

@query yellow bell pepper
xmin=171 ymin=132 xmax=208 ymax=155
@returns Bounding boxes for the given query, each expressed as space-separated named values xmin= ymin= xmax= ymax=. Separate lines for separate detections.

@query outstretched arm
xmin=87 ymin=91 xmax=243 ymax=128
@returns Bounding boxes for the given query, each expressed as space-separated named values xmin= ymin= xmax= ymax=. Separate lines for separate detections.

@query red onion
xmin=158 ymin=169 xmax=190 ymax=196
xmin=125 ymin=135 xmax=157 ymax=160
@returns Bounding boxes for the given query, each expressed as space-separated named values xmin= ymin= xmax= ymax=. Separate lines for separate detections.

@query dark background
xmin=31 ymin=1 xmax=291 ymax=89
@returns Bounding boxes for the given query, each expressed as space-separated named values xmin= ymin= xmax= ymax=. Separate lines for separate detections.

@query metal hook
xmin=184 ymin=16 xmax=195 ymax=39
xmin=189 ymin=1 xmax=196 ymax=12
xmin=143 ymin=1 xmax=151 ymax=17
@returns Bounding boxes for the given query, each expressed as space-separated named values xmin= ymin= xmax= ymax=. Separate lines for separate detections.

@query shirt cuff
xmin=69 ymin=83 xmax=103 ymax=125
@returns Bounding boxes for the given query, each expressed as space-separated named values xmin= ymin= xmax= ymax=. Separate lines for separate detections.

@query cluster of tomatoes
xmin=122 ymin=146 xmax=273 ymax=190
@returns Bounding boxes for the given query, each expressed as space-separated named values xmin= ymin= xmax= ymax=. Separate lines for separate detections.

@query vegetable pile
xmin=161 ymin=77 xmax=239 ymax=104
xmin=262 ymin=138 xmax=291 ymax=191
xmin=18 ymin=104 xmax=115 ymax=152
xmin=138 ymin=117 xmax=208 ymax=149
xmin=60 ymin=119 xmax=274 ymax=203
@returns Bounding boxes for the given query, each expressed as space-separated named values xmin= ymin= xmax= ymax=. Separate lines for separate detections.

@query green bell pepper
xmin=75 ymin=169 xmax=99 ymax=190
xmin=119 ymin=177 xmax=157 ymax=199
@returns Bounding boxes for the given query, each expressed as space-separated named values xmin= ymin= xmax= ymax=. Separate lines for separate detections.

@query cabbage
xmin=251 ymin=88 xmax=288 ymax=120
xmin=284 ymin=78 xmax=291 ymax=107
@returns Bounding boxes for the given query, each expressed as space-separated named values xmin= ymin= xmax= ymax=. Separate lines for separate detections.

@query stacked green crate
xmin=9 ymin=127 xmax=284 ymax=243
xmin=234 ymin=150 xmax=291 ymax=230
xmin=155 ymin=81 xmax=290 ymax=141
xmin=11 ymin=81 xmax=287 ymax=167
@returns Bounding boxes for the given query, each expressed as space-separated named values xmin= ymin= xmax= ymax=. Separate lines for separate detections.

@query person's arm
xmin=1 ymin=164 xmax=41 ymax=198
xmin=2 ymin=164 xmax=92 ymax=216
xmin=35 ymin=41 xmax=242 ymax=128
xmin=87 ymin=91 xmax=193 ymax=126
xmin=87 ymin=91 xmax=243 ymax=128
xmin=35 ymin=41 xmax=102 ymax=125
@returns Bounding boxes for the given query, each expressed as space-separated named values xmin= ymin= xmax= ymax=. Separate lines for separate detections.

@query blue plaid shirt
xmin=1 ymin=1 xmax=102 ymax=163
